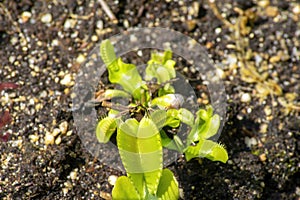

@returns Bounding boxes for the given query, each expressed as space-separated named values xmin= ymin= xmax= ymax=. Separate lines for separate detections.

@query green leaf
xmin=100 ymin=39 xmax=117 ymax=67
xmin=158 ymin=86 xmax=175 ymax=97
xmin=152 ymin=94 xmax=183 ymax=110
xmin=160 ymin=130 xmax=173 ymax=148
xmin=165 ymin=109 xmax=180 ymax=128
xmin=184 ymin=139 xmax=228 ymax=163
xmin=187 ymin=106 xmax=220 ymax=143
xmin=204 ymin=114 xmax=220 ymax=139
xmin=161 ymin=130 xmax=184 ymax=153
xmin=108 ymin=109 xmax=120 ymax=118
xmin=177 ymin=108 xmax=194 ymax=127
xmin=104 ymin=89 xmax=131 ymax=99
xmin=148 ymin=50 xmax=172 ymax=65
xmin=96 ymin=116 xmax=117 ymax=143
xmin=145 ymin=50 xmax=176 ymax=95
xmin=206 ymin=143 xmax=228 ymax=163
xmin=112 ymin=59 xmax=143 ymax=94
xmin=156 ymin=169 xmax=179 ymax=200
xmin=112 ymin=176 xmax=141 ymax=200
xmin=156 ymin=67 xmax=171 ymax=85
xmin=100 ymin=40 xmax=145 ymax=99
xmin=117 ymin=117 xmax=163 ymax=196
xmin=128 ymin=173 xmax=146 ymax=199
xmin=150 ymin=110 xmax=167 ymax=130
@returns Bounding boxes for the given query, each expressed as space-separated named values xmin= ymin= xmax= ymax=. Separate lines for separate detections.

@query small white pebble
xmin=293 ymin=5 xmax=300 ymax=15
xmin=21 ymin=11 xmax=32 ymax=23
xmin=137 ymin=50 xmax=143 ymax=57
xmin=63 ymin=19 xmax=72 ymax=29
xmin=215 ymin=27 xmax=222 ymax=34
xmin=96 ymin=20 xmax=104 ymax=29
xmin=76 ymin=54 xmax=86 ymax=64
xmin=123 ymin=19 xmax=129 ymax=28
xmin=51 ymin=39 xmax=59 ymax=46
xmin=245 ymin=136 xmax=257 ymax=148
xmin=60 ymin=74 xmax=73 ymax=86
xmin=66 ymin=130 xmax=72 ymax=136
xmin=257 ymin=0 xmax=270 ymax=8
xmin=216 ymin=68 xmax=225 ymax=79
xmin=59 ymin=121 xmax=68 ymax=134
xmin=130 ymin=35 xmax=138 ymax=42
xmin=29 ymin=134 xmax=39 ymax=143
xmin=70 ymin=170 xmax=77 ymax=180
xmin=62 ymin=188 xmax=69 ymax=196
xmin=264 ymin=106 xmax=272 ymax=116
xmin=108 ymin=175 xmax=118 ymax=186
xmin=44 ymin=134 xmax=54 ymax=145
xmin=241 ymin=93 xmax=251 ymax=103
xmin=41 ymin=13 xmax=52 ymax=23
xmin=91 ymin=35 xmax=98 ymax=42
xmin=64 ymin=181 xmax=72 ymax=188
xmin=39 ymin=90 xmax=47 ymax=98
xmin=9 ymin=56 xmax=16 ymax=64
xmin=55 ymin=136 xmax=62 ymax=145
xmin=10 ymin=37 xmax=18 ymax=45
xmin=260 ymin=123 xmax=268 ymax=134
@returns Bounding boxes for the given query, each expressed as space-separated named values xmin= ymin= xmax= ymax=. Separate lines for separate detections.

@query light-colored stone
xmin=245 ymin=136 xmax=257 ymax=147
xmin=59 ymin=121 xmax=68 ymax=134
xmin=60 ymin=74 xmax=73 ymax=86
xmin=44 ymin=134 xmax=54 ymax=145
xmin=21 ymin=11 xmax=32 ymax=23
xmin=64 ymin=19 xmax=76 ymax=29
xmin=264 ymin=106 xmax=272 ymax=116
xmin=258 ymin=0 xmax=270 ymax=8
xmin=265 ymin=6 xmax=279 ymax=17
xmin=76 ymin=54 xmax=86 ymax=64
xmin=293 ymin=4 xmax=300 ymax=15
xmin=70 ymin=170 xmax=78 ymax=180
xmin=66 ymin=130 xmax=72 ymax=136
xmin=52 ymin=128 xmax=61 ymax=137
xmin=241 ymin=93 xmax=251 ymax=103
xmin=41 ymin=13 xmax=52 ymax=23
xmin=108 ymin=175 xmax=118 ymax=186
xmin=259 ymin=153 xmax=267 ymax=162
xmin=29 ymin=134 xmax=39 ymax=143
xmin=55 ymin=136 xmax=62 ymax=145
xmin=260 ymin=123 xmax=268 ymax=134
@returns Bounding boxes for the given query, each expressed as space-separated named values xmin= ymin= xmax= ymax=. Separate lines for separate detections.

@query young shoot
xmin=96 ymin=39 xmax=228 ymax=200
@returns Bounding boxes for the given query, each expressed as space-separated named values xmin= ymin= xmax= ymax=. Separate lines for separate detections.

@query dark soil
xmin=0 ymin=0 xmax=299 ymax=199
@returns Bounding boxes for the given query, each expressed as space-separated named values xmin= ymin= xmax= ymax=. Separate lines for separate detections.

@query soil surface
xmin=0 ymin=0 xmax=299 ymax=199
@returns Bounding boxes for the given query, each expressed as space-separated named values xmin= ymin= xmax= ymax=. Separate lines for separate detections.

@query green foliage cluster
xmin=96 ymin=40 xmax=228 ymax=200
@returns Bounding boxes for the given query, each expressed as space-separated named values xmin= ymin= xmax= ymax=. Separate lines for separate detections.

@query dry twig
xmin=98 ymin=0 xmax=118 ymax=23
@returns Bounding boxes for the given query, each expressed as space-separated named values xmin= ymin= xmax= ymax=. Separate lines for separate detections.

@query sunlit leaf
xmin=150 ymin=110 xmax=167 ymax=130
xmin=156 ymin=169 xmax=179 ymax=200
xmin=96 ymin=116 xmax=117 ymax=143
xmin=184 ymin=139 xmax=228 ymax=163
xmin=100 ymin=40 xmax=145 ymax=99
xmin=162 ymin=109 xmax=180 ymax=128
xmin=152 ymin=94 xmax=184 ymax=110
xmin=145 ymin=50 xmax=176 ymax=95
xmin=187 ymin=106 xmax=220 ymax=142
xmin=104 ymin=89 xmax=131 ymax=99
xmin=178 ymin=108 xmax=194 ymax=127
xmin=117 ymin=117 xmax=163 ymax=196
xmin=112 ymin=176 xmax=141 ymax=200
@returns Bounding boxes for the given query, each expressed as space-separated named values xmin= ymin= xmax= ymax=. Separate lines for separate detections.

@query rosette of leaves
xmin=96 ymin=40 xmax=228 ymax=200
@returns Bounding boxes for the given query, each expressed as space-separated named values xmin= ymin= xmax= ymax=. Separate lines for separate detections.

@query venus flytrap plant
xmin=96 ymin=39 xmax=228 ymax=200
